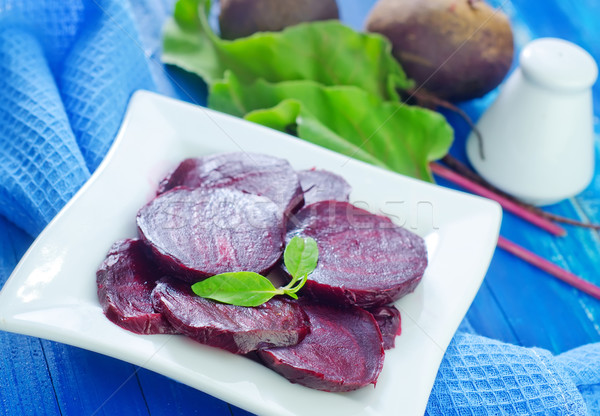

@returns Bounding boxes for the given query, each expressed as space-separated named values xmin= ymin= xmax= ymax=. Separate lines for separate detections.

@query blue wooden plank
xmin=495 ymin=217 xmax=600 ymax=352
xmin=136 ymin=368 xmax=233 ymax=416
xmin=230 ymin=405 xmax=256 ymax=416
xmin=464 ymin=278 xmax=521 ymax=345
xmin=0 ymin=333 xmax=61 ymax=416
xmin=40 ymin=341 xmax=150 ymax=416
xmin=0 ymin=217 xmax=61 ymax=416
xmin=573 ymin=124 xmax=600 ymax=226
xmin=572 ymin=129 xmax=600 ymax=351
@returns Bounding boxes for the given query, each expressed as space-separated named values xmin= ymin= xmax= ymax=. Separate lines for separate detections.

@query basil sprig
xmin=191 ymin=236 xmax=318 ymax=307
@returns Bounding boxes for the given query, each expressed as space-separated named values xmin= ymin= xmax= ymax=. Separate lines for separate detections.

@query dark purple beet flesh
xmin=157 ymin=153 xmax=304 ymax=214
xmin=286 ymin=201 xmax=428 ymax=308
xmin=96 ymin=239 xmax=177 ymax=335
xmin=297 ymin=168 xmax=352 ymax=206
xmin=368 ymin=305 xmax=401 ymax=350
xmin=257 ymin=301 xmax=384 ymax=392
xmin=137 ymin=187 xmax=285 ymax=282
xmin=152 ymin=277 xmax=310 ymax=354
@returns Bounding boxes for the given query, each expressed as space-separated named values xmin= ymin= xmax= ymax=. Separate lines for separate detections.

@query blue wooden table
xmin=1 ymin=1 xmax=599 ymax=415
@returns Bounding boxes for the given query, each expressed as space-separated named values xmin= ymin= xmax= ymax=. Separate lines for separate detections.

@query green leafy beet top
xmin=163 ymin=0 xmax=453 ymax=182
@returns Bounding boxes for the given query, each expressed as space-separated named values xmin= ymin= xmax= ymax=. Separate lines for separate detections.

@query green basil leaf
xmin=191 ymin=272 xmax=278 ymax=307
xmin=284 ymin=236 xmax=319 ymax=281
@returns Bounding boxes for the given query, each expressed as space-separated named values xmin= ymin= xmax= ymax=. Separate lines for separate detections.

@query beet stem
xmin=430 ymin=162 xmax=566 ymax=236
xmin=442 ymin=155 xmax=600 ymax=230
xmin=497 ymin=236 xmax=600 ymax=300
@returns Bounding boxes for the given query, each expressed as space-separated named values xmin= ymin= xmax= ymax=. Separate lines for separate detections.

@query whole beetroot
xmin=219 ymin=0 xmax=339 ymax=40
xmin=366 ymin=0 xmax=514 ymax=102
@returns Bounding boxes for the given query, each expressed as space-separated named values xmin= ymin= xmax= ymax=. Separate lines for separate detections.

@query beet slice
xmin=258 ymin=301 xmax=384 ymax=392
xmin=157 ymin=153 xmax=304 ymax=214
xmin=286 ymin=201 xmax=428 ymax=308
xmin=152 ymin=277 xmax=310 ymax=354
xmin=297 ymin=168 xmax=351 ymax=206
xmin=137 ymin=187 xmax=285 ymax=282
xmin=96 ymin=239 xmax=177 ymax=335
xmin=368 ymin=305 xmax=402 ymax=350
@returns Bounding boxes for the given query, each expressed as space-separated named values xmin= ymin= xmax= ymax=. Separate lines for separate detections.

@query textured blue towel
xmin=427 ymin=333 xmax=590 ymax=415
xmin=0 ymin=1 xmax=598 ymax=415
xmin=0 ymin=0 xmax=155 ymax=235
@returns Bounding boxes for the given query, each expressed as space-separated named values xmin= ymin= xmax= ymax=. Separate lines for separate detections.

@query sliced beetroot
xmin=368 ymin=305 xmax=402 ymax=350
xmin=257 ymin=301 xmax=384 ymax=392
xmin=96 ymin=239 xmax=177 ymax=335
xmin=152 ymin=277 xmax=310 ymax=354
xmin=286 ymin=201 xmax=428 ymax=308
xmin=297 ymin=168 xmax=351 ymax=205
xmin=157 ymin=153 xmax=304 ymax=214
xmin=137 ymin=187 xmax=284 ymax=282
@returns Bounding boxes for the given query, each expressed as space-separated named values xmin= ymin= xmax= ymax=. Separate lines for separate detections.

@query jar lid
xmin=520 ymin=37 xmax=598 ymax=92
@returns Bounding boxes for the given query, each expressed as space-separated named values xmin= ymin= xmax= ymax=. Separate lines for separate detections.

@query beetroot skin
xmin=152 ymin=277 xmax=310 ymax=354
xmin=137 ymin=187 xmax=285 ymax=282
xmin=96 ymin=239 xmax=177 ymax=335
xmin=286 ymin=201 xmax=428 ymax=308
xmin=157 ymin=152 xmax=304 ymax=214
xmin=258 ymin=301 xmax=384 ymax=392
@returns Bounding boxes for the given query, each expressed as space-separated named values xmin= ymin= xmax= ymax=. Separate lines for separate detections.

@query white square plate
xmin=0 ymin=91 xmax=501 ymax=416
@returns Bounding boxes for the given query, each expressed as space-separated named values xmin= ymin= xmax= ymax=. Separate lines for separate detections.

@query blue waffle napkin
xmin=0 ymin=0 xmax=156 ymax=235
xmin=427 ymin=332 xmax=590 ymax=415
xmin=0 ymin=1 xmax=598 ymax=415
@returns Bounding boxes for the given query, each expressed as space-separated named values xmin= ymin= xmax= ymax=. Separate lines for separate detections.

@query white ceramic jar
xmin=466 ymin=38 xmax=598 ymax=206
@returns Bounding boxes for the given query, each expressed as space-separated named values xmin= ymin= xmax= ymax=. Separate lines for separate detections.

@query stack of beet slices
xmin=96 ymin=152 xmax=427 ymax=392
